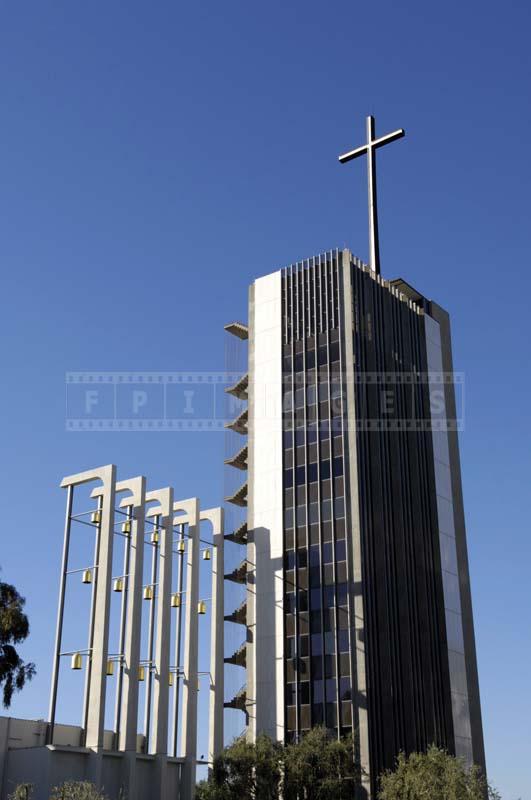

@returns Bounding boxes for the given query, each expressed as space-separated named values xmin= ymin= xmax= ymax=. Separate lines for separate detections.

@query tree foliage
xmin=49 ymin=782 xmax=110 ymax=800
xmin=283 ymin=726 xmax=361 ymax=800
xmin=0 ymin=578 xmax=36 ymax=707
xmin=378 ymin=746 xmax=487 ymax=800
xmin=196 ymin=727 xmax=360 ymax=800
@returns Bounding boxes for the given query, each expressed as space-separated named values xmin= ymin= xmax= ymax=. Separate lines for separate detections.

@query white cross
xmin=339 ymin=115 xmax=405 ymax=276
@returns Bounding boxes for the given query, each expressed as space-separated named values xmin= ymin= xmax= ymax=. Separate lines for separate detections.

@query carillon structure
xmin=222 ymin=116 xmax=486 ymax=798
xmin=40 ymin=464 xmax=223 ymax=800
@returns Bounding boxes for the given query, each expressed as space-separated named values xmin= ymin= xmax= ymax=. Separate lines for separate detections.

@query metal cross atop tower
xmin=339 ymin=115 xmax=405 ymax=276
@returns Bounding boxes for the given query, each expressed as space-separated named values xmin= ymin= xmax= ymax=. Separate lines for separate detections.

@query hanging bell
xmin=197 ymin=600 xmax=207 ymax=615
xmin=171 ymin=593 xmax=181 ymax=608
xmin=81 ymin=569 xmax=92 ymax=585
xmin=91 ymin=510 xmax=101 ymax=524
xmin=168 ymin=672 xmax=174 ymax=687
xmin=106 ymin=660 xmax=114 ymax=676
xmin=177 ymin=539 xmax=185 ymax=554
xmin=113 ymin=578 xmax=124 ymax=593
xmin=202 ymin=549 xmax=211 ymax=561
xmin=138 ymin=666 xmax=145 ymax=682
xmin=151 ymin=529 xmax=159 ymax=544
xmin=71 ymin=653 xmax=82 ymax=670
xmin=122 ymin=520 xmax=132 ymax=534
xmin=143 ymin=585 xmax=154 ymax=601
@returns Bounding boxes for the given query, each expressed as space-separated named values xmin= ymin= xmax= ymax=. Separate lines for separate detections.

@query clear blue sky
xmin=1 ymin=1 xmax=530 ymax=797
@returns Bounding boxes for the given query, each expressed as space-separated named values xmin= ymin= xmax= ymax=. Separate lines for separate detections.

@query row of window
xmin=284 ymin=581 xmax=349 ymax=613
xmin=284 ymin=497 xmax=345 ymax=528
xmin=283 ymin=341 xmax=341 ymax=373
xmin=284 ymin=542 xmax=347 ymax=570
xmin=282 ymin=422 xmax=343 ymax=449
xmin=284 ymin=380 xmax=343 ymax=410
xmin=285 ymin=676 xmax=351 ymax=706
xmin=284 ymin=458 xmax=344 ymax=489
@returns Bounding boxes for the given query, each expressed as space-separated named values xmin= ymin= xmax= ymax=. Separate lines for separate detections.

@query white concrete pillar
xmin=176 ymin=497 xmax=200 ymax=800
xmin=117 ymin=477 xmax=146 ymax=755
xmin=201 ymin=507 xmax=224 ymax=765
xmin=59 ymin=465 xmax=117 ymax=752
xmin=149 ymin=487 xmax=174 ymax=756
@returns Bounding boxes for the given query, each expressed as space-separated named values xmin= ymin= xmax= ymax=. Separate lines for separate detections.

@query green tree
xmin=8 ymin=784 xmax=33 ymax=800
xmin=198 ymin=733 xmax=282 ymax=800
xmin=283 ymin=727 xmax=361 ymax=800
xmin=49 ymin=782 xmax=110 ymax=800
xmin=378 ymin=746 xmax=487 ymax=800
xmin=0 ymin=578 xmax=36 ymax=707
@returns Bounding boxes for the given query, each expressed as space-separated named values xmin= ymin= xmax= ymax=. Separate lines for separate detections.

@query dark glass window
xmin=309 ymin=567 xmax=321 ymax=587
xmin=326 ymin=678 xmax=337 ymax=702
xmin=284 ymin=551 xmax=295 ymax=571
xmin=285 ymin=592 xmax=295 ymax=613
xmin=307 ymin=462 xmax=318 ymax=483
xmin=296 ymin=466 xmax=306 ymax=485
xmin=297 ymin=550 xmax=307 ymax=569
xmin=310 ymin=588 xmax=321 ymax=609
xmin=309 ymin=545 xmax=320 ymax=566
xmin=340 ymin=677 xmax=351 ymax=701
xmin=337 ymin=583 xmax=348 ymax=606
xmin=334 ymin=497 xmax=345 ymax=518
xmin=300 ymin=682 xmax=310 ymax=704
xmin=324 ymin=586 xmax=335 ymax=608
xmin=286 ymin=637 xmax=295 ymax=658
xmin=323 ymin=542 xmax=333 ymax=563
xmin=300 ymin=635 xmax=309 ymax=657
xmin=338 ymin=630 xmax=349 ymax=652
xmin=284 ymin=469 xmax=293 ymax=489
xmin=298 ymin=589 xmax=308 ymax=611
xmin=308 ymin=502 xmax=319 ymax=524
xmin=332 ymin=457 xmax=343 ymax=477
xmin=336 ymin=540 xmax=346 ymax=561
xmin=320 ymin=460 xmax=330 ymax=481
xmin=311 ymin=633 xmax=322 ymax=655
xmin=313 ymin=680 xmax=324 ymax=703
xmin=283 ymin=431 xmax=293 ymax=448
xmin=296 ymin=506 xmax=306 ymax=526
xmin=310 ymin=611 xmax=321 ymax=634
xmin=286 ymin=683 xmax=296 ymax=706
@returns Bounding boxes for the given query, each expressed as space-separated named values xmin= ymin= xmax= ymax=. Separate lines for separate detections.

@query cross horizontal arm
xmin=338 ymin=128 xmax=405 ymax=164
xmin=338 ymin=143 xmax=368 ymax=164
xmin=372 ymin=128 xmax=405 ymax=150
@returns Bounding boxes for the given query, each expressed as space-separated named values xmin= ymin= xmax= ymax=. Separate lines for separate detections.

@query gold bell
xmin=122 ymin=520 xmax=131 ymax=534
xmin=203 ymin=549 xmax=211 ymax=561
xmin=197 ymin=600 xmax=207 ymax=615
xmin=106 ymin=660 xmax=114 ymax=676
xmin=171 ymin=593 xmax=181 ymax=608
xmin=138 ymin=666 xmax=145 ymax=682
xmin=71 ymin=653 xmax=82 ymax=670
xmin=168 ymin=672 xmax=174 ymax=687
xmin=143 ymin=585 xmax=154 ymax=601
xmin=113 ymin=578 xmax=124 ymax=593
xmin=151 ymin=530 xmax=159 ymax=544
xmin=91 ymin=510 xmax=101 ymax=524
xmin=81 ymin=569 xmax=92 ymax=585
xmin=177 ymin=539 xmax=185 ymax=554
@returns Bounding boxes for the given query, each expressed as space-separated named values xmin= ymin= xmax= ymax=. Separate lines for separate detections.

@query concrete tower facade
xmin=227 ymin=250 xmax=485 ymax=798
